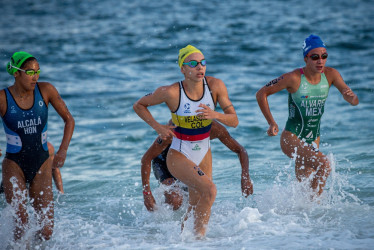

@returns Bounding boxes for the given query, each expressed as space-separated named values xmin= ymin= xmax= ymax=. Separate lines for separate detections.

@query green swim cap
xmin=6 ymin=51 xmax=35 ymax=75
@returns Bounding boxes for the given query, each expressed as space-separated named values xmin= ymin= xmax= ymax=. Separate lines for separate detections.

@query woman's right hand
xmin=267 ymin=123 xmax=279 ymax=136
xmin=155 ymin=124 xmax=176 ymax=141
xmin=144 ymin=191 xmax=157 ymax=211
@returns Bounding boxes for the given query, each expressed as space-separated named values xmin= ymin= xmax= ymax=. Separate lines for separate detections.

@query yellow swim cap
xmin=178 ymin=45 xmax=203 ymax=68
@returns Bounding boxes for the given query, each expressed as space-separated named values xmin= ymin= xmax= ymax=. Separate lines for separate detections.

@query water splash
xmin=0 ymin=177 xmax=55 ymax=249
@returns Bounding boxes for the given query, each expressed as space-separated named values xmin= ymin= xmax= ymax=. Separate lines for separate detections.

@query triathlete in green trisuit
xmin=256 ymin=35 xmax=359 ymax=196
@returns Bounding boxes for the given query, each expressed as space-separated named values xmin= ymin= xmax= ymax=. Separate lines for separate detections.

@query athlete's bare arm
xmin=197 ymin=76 xmax=239 ymax=128
xmin=133 ymin=84 xmax=179 ymax=140
xmin=210 ymin=121 xmax=253 ymax=196
xmin=256 ymin=70 xmax=300 ymax=136
xmin=324 ymin=67 xmax=359 ymax=106
xmin=141 ymin=136 xmax=172 ymax=211
xmin=39 ymin=82 xmax=75 ymax=169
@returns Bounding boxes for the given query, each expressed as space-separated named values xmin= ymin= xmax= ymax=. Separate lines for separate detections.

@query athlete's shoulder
xmin=205 ymin=76 xmax=223 ymax=85
xmin=37 ymin=82 xmax=61 ymax=104
xmin=156 ymin=82 xmax=179 ymax=91
xmin=141 ymin=82 xmax=180 ymax=107
xmin=37 ymin=81 xmax=56 ymax=92
xmin=168 ymin=81 xmax=180 ymax=90
xmin=0 ymin=89 xmax=7 ymax=116
xmin=205 ymin=76 xmax=225 ymax=93
xmin=278 ymin=69 xmax=302 ymax=92
xmin=323 ymin=67 xmax=343 ymax=86
xmin=38 ymin=81 xmax=59 ymax=94
xmin=286 ymin=68 xmax=302 ymax=81
xmin=153 ymin=82 xmax=180 ymax=97
xmin=323 ymin=66 xmax=340 ymax=76
xmin=0 ymin=88 xmax=6 ymax=99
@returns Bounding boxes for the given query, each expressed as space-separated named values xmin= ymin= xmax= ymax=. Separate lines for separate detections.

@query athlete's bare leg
xmin=167 ymin=148 xmax=216 ymax=237
xmin=281 ymin=130 xmax=331 ymax=195
xmin=29 ymin=158 xmax=54 ymax=241
xmin=2 ymin=159 xmax=29 ymax=240
xmin=161 ymin=178 xmax=183 ymax=210
xmin=48 ymin=142 xmax=64 ymax=194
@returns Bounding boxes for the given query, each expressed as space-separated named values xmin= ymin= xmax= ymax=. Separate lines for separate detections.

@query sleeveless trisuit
xmin=170 ymin=78 xmax=215 ymax=166
xmin=285 ymin=68 xmax=330 ymax=144
xmin=2 ymin=83 xmax=49 ymax=184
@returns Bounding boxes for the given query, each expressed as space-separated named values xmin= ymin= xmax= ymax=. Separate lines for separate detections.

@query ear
xmin=14 ymin=70 xmax=23 ymax=78
xmin=304 ymin=56 xmax=308 ymax=63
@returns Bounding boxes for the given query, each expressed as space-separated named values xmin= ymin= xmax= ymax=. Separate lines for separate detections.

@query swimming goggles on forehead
xmin=9 ymin=63 xmax=41 ymax=76
xmin=309 ymin=53 xmax=328 ymax=61
xmin=183 ymin=59 xmax=206 ymax=68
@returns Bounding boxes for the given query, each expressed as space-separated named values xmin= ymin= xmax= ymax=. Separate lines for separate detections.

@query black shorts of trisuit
xmin=152 ymin=157 xmax=176 ymax=183
xmin=5 ymin=149 xmax=49 ymax=184
xmin=151 ymin=147 xmax=189 ymax=192
xmin=151 ymin=145 xmax=176 ymax=183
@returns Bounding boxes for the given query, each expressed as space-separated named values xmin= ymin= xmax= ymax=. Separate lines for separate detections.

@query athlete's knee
xmin=38 ymin=211 xmax=54 ymax=241
xmin=165 ymin=191 xmax=183 ymax=210
xmin=321 ymin=165 xmax=331 ymax=180
xmin=15 ymin=208 xmax=28 ymax=225
xmin=203 ymin=182 xmax=216 ymax=205
xmin=318 ymin=156 xmax=331 ymax=174
xmin=324 ymin=160 xmax=331 ymax=175
xmin=11 ymin=194 xmax=28 ymax=219
xmin=39 ymin=225 xmax=53 ymax=241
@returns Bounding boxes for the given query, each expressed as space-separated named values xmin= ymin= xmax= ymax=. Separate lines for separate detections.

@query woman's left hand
xmin=342 ymin=88 xmax=359 ymax=105
xmin=52 ymin=149 xmax=67 ymax=169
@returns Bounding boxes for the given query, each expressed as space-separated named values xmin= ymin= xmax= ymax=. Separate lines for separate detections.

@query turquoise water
xmin=0 ymin=0 xmax=374 ymax=249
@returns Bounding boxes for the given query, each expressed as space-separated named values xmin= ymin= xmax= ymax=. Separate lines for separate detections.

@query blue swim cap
xmin=302 ymin=34 xmax=326 ymax=57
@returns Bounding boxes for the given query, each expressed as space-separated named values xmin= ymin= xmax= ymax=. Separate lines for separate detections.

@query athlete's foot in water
xmin=308 ymin=179 xmax=328 ymax=203
xmin=311 ymin=175 xmax=329 ymax=198
xmin=296 ymin=176 xmax=324 ymax=202
xmin=195 ymin=234 xmax=206 ymax=240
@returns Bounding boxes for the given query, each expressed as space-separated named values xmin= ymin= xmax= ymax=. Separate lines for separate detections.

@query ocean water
xmin=0 ymin=0 xmax=373 ymax=249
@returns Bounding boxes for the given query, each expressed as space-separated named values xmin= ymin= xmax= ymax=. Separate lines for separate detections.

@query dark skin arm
xmin=210 ymin=121 xmax=253 ymax=197
xmin=0 ymin=83 xmax=75 ymax=168
xmin=0 ymin=90 xmax=6 ymax=157
xmin=39 ymin=82 xmax=75 ymax=169
xmin=141 ymin=120 xmax=252 ymax=212
xmin=141 ymin=136 xmax=172 ymax=211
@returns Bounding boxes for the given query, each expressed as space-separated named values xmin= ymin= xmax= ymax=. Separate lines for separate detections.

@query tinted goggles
xmin=183 ymin=59 xmax=206 ymax=68
xmin=309 ymin=53 xmax=328 ymax=60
